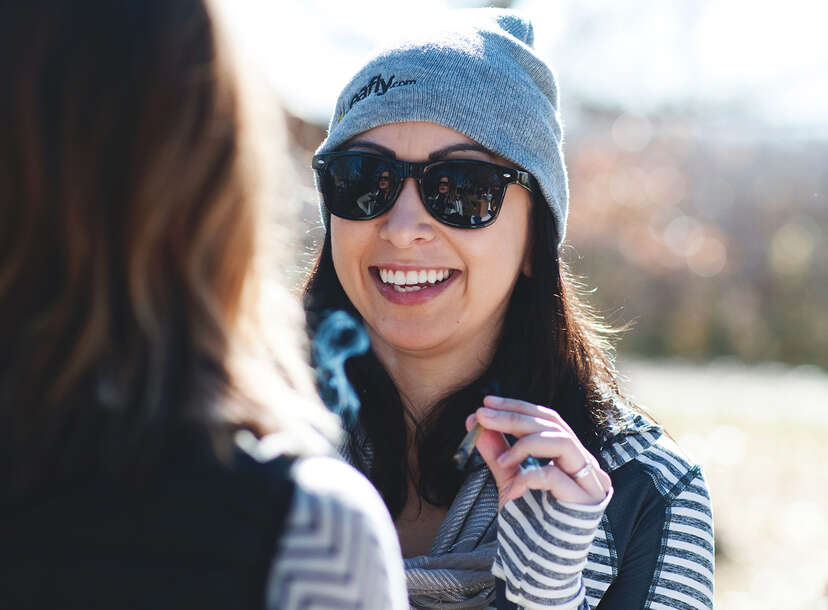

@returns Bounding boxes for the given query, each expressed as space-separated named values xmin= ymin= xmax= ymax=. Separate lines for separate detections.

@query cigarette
xmin=452 ymin=422 xmax=482 ymax=468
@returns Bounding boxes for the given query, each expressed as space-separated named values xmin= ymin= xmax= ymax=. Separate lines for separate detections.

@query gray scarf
xmin=341 ymin=431 xmax=499 ymax=609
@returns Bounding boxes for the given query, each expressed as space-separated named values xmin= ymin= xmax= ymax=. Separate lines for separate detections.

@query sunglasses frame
xmin=312 ymin=150 xmax=534 ymax=229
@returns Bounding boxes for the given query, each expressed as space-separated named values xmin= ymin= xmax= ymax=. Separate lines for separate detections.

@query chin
xmin=371 ymin=320 xmax=451 ymax=354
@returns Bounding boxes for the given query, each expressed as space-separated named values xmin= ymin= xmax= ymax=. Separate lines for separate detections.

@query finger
xmin=498 ymin=434 xmax=612 ymax=498
xmin=465 ymin=413 xmax=476 ymax=432
xmin=578 ymin=454 xmax=612 ymax=492
xmin=464 ymin=414 xmax=517 ymax=491
xmin=553 ymin=447 xmax=612 ymax=496
xmin=475 ymin=407 xmax=567 ymax=438
xmin=592 ymin=462 xmax=612 ymax=491
xmin=483 ymin=396 xmax=575 ymax=436
xmin=500 ymin=433 xmax=610 ymax=497
xmin=567 ymin=460 xmax=610 ymax=498
xmin=503 ymin=464 xmax=606 ymax=506
xmin=475 ymin=427 xmax=519 ymax=493
xmin=471 ymin=411 xmax=610 ymax=504
xmin=495 ymin=430 xmax=584 ymax=472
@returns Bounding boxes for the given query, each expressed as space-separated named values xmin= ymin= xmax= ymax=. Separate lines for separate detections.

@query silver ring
xmin=572 ymin=463 xmax=593 ymax=480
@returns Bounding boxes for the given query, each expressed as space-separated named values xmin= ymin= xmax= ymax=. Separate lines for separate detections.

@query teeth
xmin=392 ymin=285 xmax=423 ymax=292
xmin=377 ymin=268 xmax=453 ymax=286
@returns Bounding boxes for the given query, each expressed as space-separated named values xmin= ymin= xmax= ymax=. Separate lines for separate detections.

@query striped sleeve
xmin=645 ymin=469 xmax=714 ymax=609
xmin=265 ymin=457 xmax=408 ymax=610
xmin=492 ymin=487 xmax=613 ymax=609
xmin=591 ymin=462 xmax=715 ymax=609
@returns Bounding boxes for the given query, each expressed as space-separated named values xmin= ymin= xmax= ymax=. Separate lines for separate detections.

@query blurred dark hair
xmin=304 ymin=193 xmax=632 ymax=519
xmin=0 ymin=0 xmax=335 ymax=498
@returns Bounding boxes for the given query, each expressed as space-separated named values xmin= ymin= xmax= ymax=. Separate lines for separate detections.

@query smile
xmin=378 ymin=267 xmax=454 ymax=292
xmin=370 ymin=266 xmax=458 ymax=304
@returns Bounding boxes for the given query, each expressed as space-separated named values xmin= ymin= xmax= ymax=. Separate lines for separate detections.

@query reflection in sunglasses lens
xmin=423 ymin=164 xmax=503 ymax=227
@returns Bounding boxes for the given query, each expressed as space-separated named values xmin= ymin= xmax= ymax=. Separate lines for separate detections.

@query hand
xmin=466 ymin=395 xmax=612 ymax=508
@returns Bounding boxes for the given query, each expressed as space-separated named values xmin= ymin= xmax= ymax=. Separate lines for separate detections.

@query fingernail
xmin=466 ymin=414 xmax=475 ymax=427
xmin=497 ymin=451 xmax=510 ymax=465
xmin=484 ymin=395 xmax=503 ymax=406
xmin=478 ymin=407 xmax=497 ymax=418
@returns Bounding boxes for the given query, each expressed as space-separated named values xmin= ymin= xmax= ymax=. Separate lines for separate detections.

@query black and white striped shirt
xmin=269 ymin=409 xmax=714 ymax=609
xmin=494 ymin=412 xmax=714 ymax=609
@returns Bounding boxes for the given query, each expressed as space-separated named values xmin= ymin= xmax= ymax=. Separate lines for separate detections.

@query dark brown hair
xmin=0 ymin=0 xmax=335 ymax=497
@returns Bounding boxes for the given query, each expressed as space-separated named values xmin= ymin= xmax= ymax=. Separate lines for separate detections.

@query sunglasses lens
xmin=423 ymin=160 xmax=507 ymax=228
xmin=316 ymin=154 xmax=398 ymax=219
xmin=422 ymin=162 xmax=506 ymax=227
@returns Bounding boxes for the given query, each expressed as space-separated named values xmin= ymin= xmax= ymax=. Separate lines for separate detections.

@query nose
xmin=377 ymin=177 xmax=436 ymax=248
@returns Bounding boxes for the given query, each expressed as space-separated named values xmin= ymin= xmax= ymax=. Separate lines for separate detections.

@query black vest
xmin=0 ymin=441 xmax=296 ymax=610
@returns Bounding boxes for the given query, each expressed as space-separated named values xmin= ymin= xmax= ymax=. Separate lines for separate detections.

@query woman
xmin=0 ymin=1 xmax=406 ymax=608
xmin=305 ymin=9 xmax=715 ymax=610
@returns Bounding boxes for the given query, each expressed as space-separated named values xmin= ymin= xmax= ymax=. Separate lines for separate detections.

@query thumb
xmin=466 ymin=414 xmax=518 ymax=495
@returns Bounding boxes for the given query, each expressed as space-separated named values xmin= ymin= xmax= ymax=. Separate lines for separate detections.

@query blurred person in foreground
xmin=0 ymin=1 xmax=406 ymax=609
xmin=305 ymin=9 xmax=714 ymax=609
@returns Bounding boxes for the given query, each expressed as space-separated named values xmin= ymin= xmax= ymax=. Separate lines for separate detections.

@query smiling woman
xmin=304 ymin=8 xmax=714 ymax=610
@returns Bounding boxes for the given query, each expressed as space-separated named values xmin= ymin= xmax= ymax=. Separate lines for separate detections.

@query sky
xmin=220 ymin=0 xmax=828 ymax=139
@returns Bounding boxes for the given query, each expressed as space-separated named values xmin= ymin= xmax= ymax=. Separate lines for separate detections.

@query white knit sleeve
xmin=492 ymin=488 xmax=613 ymax=609
xmin=265 ymin=457 xmax=407 ymax=610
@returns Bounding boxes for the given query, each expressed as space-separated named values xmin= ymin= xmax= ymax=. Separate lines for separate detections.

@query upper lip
xmin=371 ymin=263 xmax=459 ymax=271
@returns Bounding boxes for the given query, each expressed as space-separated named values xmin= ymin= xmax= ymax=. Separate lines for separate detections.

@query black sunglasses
xmin=312 ymin=151 xmax=534 ymax=229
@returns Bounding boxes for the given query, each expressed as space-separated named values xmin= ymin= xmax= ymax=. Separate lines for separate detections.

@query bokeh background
xmin=222 ymin=1 xmax=828 ymax=607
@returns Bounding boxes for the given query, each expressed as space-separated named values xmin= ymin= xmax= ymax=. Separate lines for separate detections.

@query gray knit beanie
xmin=315 ymin=8 xmax=569 ymax=247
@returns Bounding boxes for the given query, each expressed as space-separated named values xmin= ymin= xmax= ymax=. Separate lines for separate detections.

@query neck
xmin=369 ymin=329 xmax=500 ymax=425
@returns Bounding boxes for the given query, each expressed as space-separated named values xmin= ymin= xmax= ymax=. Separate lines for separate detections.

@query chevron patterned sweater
xmin=265 ymin=457 xmax=408 ymax=609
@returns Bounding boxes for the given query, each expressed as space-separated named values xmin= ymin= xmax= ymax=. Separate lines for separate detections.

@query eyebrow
xmin=342 ymin=140 xmax=397 ymax=158
xmin=342 ymin=140 xmax=495 ymax=161
xmin=428 ymin=143 xmax=494 ymax=161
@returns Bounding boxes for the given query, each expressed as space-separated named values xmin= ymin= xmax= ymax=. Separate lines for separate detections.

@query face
xmin=378 ymin=171 xmax=391 ymax=192
xmin=330 ymin=121 xmax=533 ymax=360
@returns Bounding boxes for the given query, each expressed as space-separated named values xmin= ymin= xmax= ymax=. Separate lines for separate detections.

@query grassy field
xmin=619 ymin=357 xmax=828 ymax=609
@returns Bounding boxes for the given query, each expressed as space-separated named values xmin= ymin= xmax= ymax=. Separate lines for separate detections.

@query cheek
xmin=330 ymin=218 xmax=383 ymax=310
xmin=330 ymin=219 xmax=363 ymax=290
xmin=477 ymin=199 xmax=531 ymax=278
xmin=461 ymin=221 xmax=529 ymax=316
xmin=467 ymin=239 xmax=525 ymax=291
